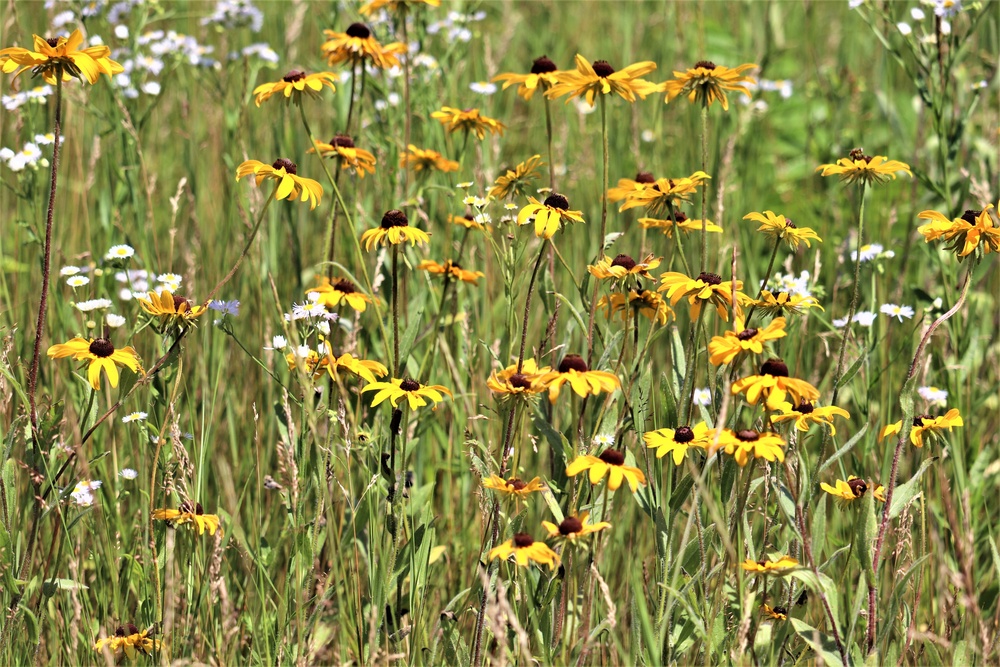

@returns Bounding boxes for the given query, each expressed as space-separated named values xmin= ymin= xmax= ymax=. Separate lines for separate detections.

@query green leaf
xmin=889 ymin=457 xmax=937 ymax=519
xmin=790 ymin=617 xmax=844 ymax=666
xmin=788 ymin=568 xmax=840 ymax=630
xmin=855 ymin=489 xmax=877 ymax=579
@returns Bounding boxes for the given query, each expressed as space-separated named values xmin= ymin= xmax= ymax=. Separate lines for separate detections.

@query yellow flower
xmin=607 ymin=172 xmax=657 ymax=202
xmin=546 ymin=54 xmax=660 ymax=107
xmin=619 ymin=173 xmax=712 ymax=215
xmin=400 ymin=145 xmax=459 ymax=173
xmin=47 ymin=337 xmax=143 ymax=391
xmin=820 ymin=476 xmax=871 ymax=502
xmin=761 ymin=604 xmax=788 ymax=621
xmin=359 ymin=0 xmax=440 ymax=15
xmin=489 ymin=155 xmax=543 ymax=200
xmin=917 ymin=204 xmax=1000 ymax=258
xmin=324 ymin=342 xmax=388 ymax=384
xmin=486 ymin=358 xmax=551 ymax=396
xmin=362 ymin=377 xmax=452 ymax=410
xmin=417 ymin=259 xmax=484 ymax=285
xmin=0 ymin=29 xmax=123 ymax=84
xmin=488 ymin=533 xmax=559 ymax=570
xmin=448 ymin=213 xmax=488 ymax=231
xmin=537 ymin=354 xmax=620 ymax=404
xmin=657 ymin=270 xmax=748 ymax=321
xmin=152 ymin=501 xmax=221 ymax=536
xmin=732 ymin=358 xmax=820 ymax=412
xmin=516 ymin=193 xmax=585 ymax=239
xmin=816 ymin=148 xmax=912 ymax=186
xmin=360 ymin=209 xmax=431 ymax=251
xmin=307 ymin=277 xmax=374 ymax=313
xmin=643 ymin=422 xmax=714 ymax=465
xmin=236 ymin=159 xmax=324 ymax=209
xmin=772 ymin=401 xmax=850 ymax=435
xmin=598 ymin=289 xmax=674 ymax=325
xmin=482 ymin=475 xmax=545 ymax=500
xmin=588 ymin=253 xmax=661 ymax=281
xmin=873 ymin=484 xmax=887 ymax=503
xmin=715 ymin=428 xmax=787 ymax=467
xmin=542 ymin=512 xmax=611 ymax=542
xmin=639 ymin=211 xmax=722 ymax=237
xmin=750 ymin=290 xmax=824 ymax=316
xmin=285 ymin=347 xmax=326 ymax=380
xmin=741 ymin=554 xmax=799 ymax=574
xmin=320 ymin=23 xmax=406 ymax=69
xmin=430 ymin=106 xmax=505 ymax=139
xmin=707 ymin=316 xmax=786 ymax=366
xmin=566 ymin=449 xmax=646 ymax=492
xmin=492 ymin=56 xmax=561 ymax=100
xmin=93 ymin=624 xmax=160 ymax=660
xmin=662 ymin=60 xmax=757 ymax=110
xmin=252 ymin=69 xmax=337 ymax=106
xmin=743 ymin=211 xmax=823 ymax=249
xmin=138 ymin=289 xmax=207 ymax=327
xmin=308 ymin=135 xmax=377 ymax=178
xmin=878 ymin=408 xmax=963 ymax=448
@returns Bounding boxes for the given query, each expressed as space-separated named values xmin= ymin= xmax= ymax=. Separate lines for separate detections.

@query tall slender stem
xmin=586 ymin=94 xmax=609 ymax=365
xmin=679 ymin=304 xmax=707 ymax=425
xmin=699 ymin=105 xmax=709 ymax=273
xmin=516 ymin=240 xmax=548 ymax=374
xmin=392 ymin=245 xmax=400 ymax=377
xmin=345 ymin=61 xmax=359 ymax=135
xmin=401 ymin=12 xmax=412 ymax=194
xmin=544 ymin=95 xmax=556 ymax=190
xmin=205 ymin=189 xmax=276 ymax=304
xmin=744 ymin=236 xmax=782 ymax=323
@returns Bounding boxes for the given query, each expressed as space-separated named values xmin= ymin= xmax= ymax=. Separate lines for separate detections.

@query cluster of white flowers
xmin=75 ymin=298 xmax=114 ymax=313
xmin=833 ymin=303 xmax=914 ymax=328
xmin=426 ymin=10 xmax=488 ymax=42
xmin=70 ymin=480 xmax=102 ymax=507
xmin=766 ymin=270 xmax=813 ymax=298
xmin=229 ymin=43 xmax=280 ymax=64
xmin=201 ymin=0 xmax=265 ymax=32
xmin=1 ymin=85 xmax=54 ymax=111
xmin=918 ymin=386 xmax=949 ymax=404
xmin=0 ymin=139 xmax=57 ymax=172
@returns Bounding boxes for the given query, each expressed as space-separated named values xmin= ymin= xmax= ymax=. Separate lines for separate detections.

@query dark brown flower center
xmin=180 ymin=501 xmax=205 ymax=515
xmin=796 ymin=401 xmax=815 ymax=414
xmin=47 ymin=37 xmax=61 ymax=48
xmin=847 ymin=477 xmax=868 ymax=497
xmin=849 ymin=147 xmax=872 ymax=163
xmin=635 ymin=171 xmax=655 ymax=184
xmin=694 ymin=60 xmax=716 ymax=70
xmin=512 ymin=532 xmax=534 ymax=548
xmin=736 ymin=328 xmax=759 ymax=341
xmin=272 ymin=158 xmax=297 ymax=174
xmin=330 ymin=134 xmax=355 ymax=148
xmin=543 ymin=193 xmax=569 ymax=210
xmin=531 ymin=55 xmax=557 ymax=74
xmin=592 ymin=60 xmax=615 ymax=77
xmin=736 ymin=429 xmax=760 ymax=442
xmin=282 ymin=70 xmax=306 ymax=82
xmin=506 ymin=478 xmax=527 ymax=491
xmin=674 ymin=426 xmax=695 ymax=443
xmin=611 ymin=254 xmax=636 ymax=271
xmin=697 ymin=272 xmax=722 ymax=286
xmin=400 ymin=378 xmax=421 ymax=391
xmin=334 ymin=279 xmax=356 ymax=293
xmin=773 ymin=606 xmax=787 ymax=616
xmin=381 ymin=209 xmax=409 ymax=229
xmin=913 ymin=414 xmax=934 ymax=427
xmin=961 ymin=209 xmax=981 ymax=224
xmin=509 ymin=373 xmax=532 ymax=389
xmin=760 ymin=358 xmax=788 ymax=377
xmin=672 ymin=211 xmax=688 ymax=223
xmin=558 ymin=516 xmax=584 ymax=535
xmin=114 ymin=625 xmax=127 ymax=637
xmin=346 ymin=22 xmax=371 ymax=38
xmin=598 ymin=449 xmax=625 ymax=465
xmin=172 ymin=294 xmax=190 ymax=310
xmin=558 ymin=354 xmax=588 ymax=373
xmin=89 ymin=338 xmax=115 ymax=358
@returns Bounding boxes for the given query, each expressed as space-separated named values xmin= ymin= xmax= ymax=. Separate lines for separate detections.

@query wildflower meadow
xmin=1 ymin=1 xmax=998 ymax=664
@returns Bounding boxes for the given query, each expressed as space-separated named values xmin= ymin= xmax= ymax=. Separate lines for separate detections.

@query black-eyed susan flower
xmin=873 ymin=484 xmax=887 ymax=503
xmin=707 ymin=316 xmax=786 ymax=366
xmin=285 ymin=347 xmax=326 ymax=380
xmin=47 ymin=337 xmax=143 ymax=391
xmin=0 ymin=29 xmax=123 ymax=84
xmin=743 ymin=211 xmax=823 ymax=250
xmin=308 ymin=135 xmax=377 ymax=178
xmin=588 ymin=253 xmax=661 ymax=281
xmin=598 ymin=289 xmax=674 ymax=325
xmin=546 ymin=54 xmax=660 ymax=106
xmin=362 ymin=377 xmax=452 ymax=410
xmin=820 ymin=476 xmax=870 ymax=502
xmin=252 ymin=69 xmax=337 ymax=106
xmin=482 ymin=475 xmax=545 ymax=500
xmin=816 ymin=148 xmax=912 ymax=186
xmin=430 ymin=106 xmax=505 ymax=139
xmin=486 ymin=359 xmax=550 ymax=396
xmin=448 ymin=213 xmax=488 ymax=231
xmin=741 ymin=554 xmax=798 ymax=574
xmin=542 ymin=512 xmax=611 ymax=542
xmin=750 ymin=290 xmax=824 ymax=316
xmin=716 ymin=428 xmax=787 ymax=467
xmin=360 ymin=209 xmax=431 ymax=251
xmin=761 ymin=604 xmax=788 ymax=621
xmin=619 ymin=173 xmax=712 ymax=215
xmin=566 ymin=449 xmax=646 ymax=492
xmin=607 ymin=171 xmax=656 ymax=202
xmin=639 ymin=211 xmax=723 ymax=237
xmin=488 ymin=532 xmax=559 ymax=570
xmin=152 ymin=501 xmax=221 ymax=536
xmin=772 ymin=400 xmax=850 ymax=435
xmin=489 ymin=155 xmax=543 ymax=200
xmin=643 ymin=422 xmax=714 ymax=465
xmin=308 ymin=277 xmax=374 ymax=313
xmin=138 ymin=289 xmax=206 ymax=328
xmin=516 ymin=193 xmax=585 ymax=239
xmin=917 ymin=204 xmax=1000 ymax=259
xmin=93 ymin=624 xmax=160 ymax=660
xmin=236 ymin=158 xmax=324 ymax=209
xmin=732 ymin=358 xmax=819 ymax=411
xmin=400 ymin=145 xmax=459 ymax=173
xmin=359 ymin=0 xmax=440 ymax=14
xmin=878 ymin=409 xmax=963 ymax=448
xmin=324 ymin=343 xmax=388 ymax=384
xmin=658 ymin=270 xmax=748 ymax=321
xmin=417 ymin=259 xmax=484 ymax=285
xmin=492 ymin=56 xmax=560 ymax=101
xmin=321 ymin=23 xmax=406 ymax=69
xmin=661 ymin=60 xmax=757 ymax=110
xmin=538 ymin=354 xmax=620 ymax=404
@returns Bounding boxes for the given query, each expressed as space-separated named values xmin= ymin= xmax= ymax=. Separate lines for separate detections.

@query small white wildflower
xmin=156 ymin=272 xmax=182 ymax=284
xmin=266 ymin=335 xmax=287 ymax=350
xmin=897 ymin=22 xmax=912 ymax=35
xmin=641 ymin=129 xmax=655 ymax=143
xmin=593 ymin=433 xmax=614 ymax=448
xmin=70 ymin=480 xmax=102 ymax=507
xmin=154 ymin=283 xmax=178 ymax=294
xmin=122 ymin=411 xmax=148 ymax=423
xmin=75 ymin=298 xmax=113 ymax=312
xmin=105 ymin=244 xmax=135 ymax=260
xmin=105 ymin=313 xmax=127 ymax=328
xmin=469 ymin=81 xmax=497 ymax=95
xmin=911 ymin=7 xmax=926 ymax=19
xmin=693 ymin=388 xmax=712 ymax=406
xmin=291 ymin=301 xmax=329 ymax=320
xmin=853 ymin=311 xmax=878 ymax=327
xmin=140 ymin=81 xmax=161 ymax=96
xmin=851 ymin=243 xmax=883 ymax=262
xmin=60 ymin=265 xmax=82 ymax=277
xmin=114 ymin=24 xmax=130 ymax=39
xmin=879 ymin=303 xmax=915 ymax=321
xmin=119 ymin=468 xmax=138 ymax=480
xmin=293 ymin=344 xmax=312 ymax=359
xmin=917 ymin=386 xmax=948 ymax=404
xmin=316 ymin=320 xmax=331 ymax=336
xmin=456 ymin=181 xmax=474 ymax=189
xmin=66 ymin=276 xmax=90 ymax=288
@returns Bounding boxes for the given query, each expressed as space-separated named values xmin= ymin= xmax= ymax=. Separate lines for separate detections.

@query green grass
xmin=0 ymin=0 xmax=998 ymax=664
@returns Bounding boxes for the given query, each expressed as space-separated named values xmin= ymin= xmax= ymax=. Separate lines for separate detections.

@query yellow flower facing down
xmin=639 ymin=211 xmax=723 ymax=237
xmin=588 ymin=253 xmax=661 ymax=281
xmin=538 ymin=354 xmax=621 ymax=404
xmin=400 ymin=145 xmax=459 ymax=173
xmin=707 ymin=316 xmax=786 ymax=366
xmin=566 ymin=449 xmax=647 ymax=492
xmin=321 ymin=23 xmax=406 ymax=69
xmin=542 ymin=512 xmax=611 ymax=542
xmin=492 ymin=55 xmax=561 ymax=100
xmin=741 ymin=554 xmax=799 ymax=574
xmin=362 ymin=377 xmax=452 ymax=410
xmin=431 ymin=106 xmax=505 ymax=139
xmin=772 ymin=400 xmax=850 ymax=435
xmin=482 ymin=475 xmax=545 ymax=500
xmin=644 ymin=422 xmax=714 ymax=465
xmin=619 ymin=173 xmax=711 ymax=215
xmin=878 ymin=408 xmax=963 ymax=448
xmin=360 ymin=209 xmax=431 ymax=251
xmin=715 ymin=428 xmax=787 ymax=467
xmin=658 ymin=270 xmax=748 ymax=321
xmin=743 ymin=211 xmax=823 ymax=250
xmin=761 ymin=604 xmax=788 ymax=621
xmin=236 ymin=159 xmax=324 ymax=209
xmin=751 ymin=290 xmax=824 ymax=316
xmin=546 ymin=54 xmax=660 ymax=107
xmin=0 ymin=29 xmax=123 ymax=84
xmin=308 ymin=277 xmax=374 ymax=313
xmin=607 ymin=171 xmax=657 ymax=202
xmin=488 ymin=533 xmax=559 ymax=570
xmin=252 ymin=69 xmax=337 ymax=106
xmin=448 ymin=213 xmax=489 ymax=231
xmin=917 ymin=204 xmax=1000 ymax=258
xmin=138 ymin=290 xmax=206 ymax=327
xmin=820 ymin=476 xmax=871 ymax=502
xmin=93 ymin=624 xmax=160 ymax=660
xmin=308 ymin=135 xmax=377 ymax=178
xmin=598 ymin=289 xmax=674 ymax=325
xmin=662 ymin=60 xmax=757 ymax=111
xmin=731 ymin=358 xmax=820 ymax=412
xmin=489 ymin=155 xmax=543 ymax=200
xmin=359 ymin=0 xmax=440 ymax=15
xmin=486 ymin=358 xmax=551 ymax=396
xmin=324 ymin=342 xmax=388 ymax=384
xmin=418 ymin=259 xmax=484 ymax=285
xmin=816 ymin=148 xmax=912 ymax=186
xmin=152 ymin=501 xmax=221 ymax=536
xmin=516 ymin=193 xmax=585 ymax=239
xmin=47 ymin=337 xmax=143 ymax=391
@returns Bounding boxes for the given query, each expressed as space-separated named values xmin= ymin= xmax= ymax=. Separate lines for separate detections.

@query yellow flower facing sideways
xmin=152 ymin=501 xmax=221 ymax=536
xmin=430 ymin=106 xmax=505 ymax=139
xmin=619 ymin=172 xmax=711 ymax=215
xmin=362 ymin=377 xmax=452 ymax=410
xmin=821 ymin=476 xmax=872 ymax=502
xmin=324 ymin=342 xmax=388 ymax=384
xmin=917 ymin=203 xmax=1000 ymax=258
xmin=743 ymin=211 xmax=822 ymax=250
xmin=320 ymin=23 xmax=406 ymax=69
xmin=1 ymin=29 xmax=123 ymax=84
xmin=516 ymin=193 xmax=585 ymax=239
xmin=772 ymin=400 xmax=850 ymax=435
xmin=308 ymin=277 xmax=375 ymax=313
xmin=607 ymin=171 xmax=657 ymax=202
xmin=488 ymin=533 xmax=559 ymax=570
xmin=707 ymin=316 xmax=786 ymax=366
xmin=308 ymin=135 xmax=377 ymax=178
xmin=731 ymin=358 xmax=819 ymax=411
xmin=750 ymin=290 xmax=824 ymax=316
xmin=598 ymin=289 xmax=674 ymax=325
xmin=879 ymin=408 xmax=963 ymax=448
xmin=662 ymin=60 xmax=757 ymax=110
xmin=714 ymin=428 xmax=787 ymax=467
xmin=588 ymin=253 xmax=661 ymax=281
xmin=537 ymin=354 xmax=620 ymax=404
xmin=546 ymin=54 xmax=660 ymax=106
xmin=542 ymin=512 xmax=611 ymax=542
xmin=639 ymin=211 xmax=723 ymax=237
xmin=493 ymin=56 xmax=561 ymax=101
xmin=47 ymin=337 xmax=143 ymax=391
xmin=138 ymin=289 xmax=206 ymax=326
xmin=486 ymin=358 xmax=551 ymax=396
xmin=236 ymin=158 xmax=324 ymax=209
xmin=252 ymin=69 xmax=337 ymax=106
xmin=741 ymin=554 xmax=798 ymax=574
xmin=361 ymin=209 xmax=431 ymax=250
xmin=482 ymin=475 xmax=545 ymax=500
xmin=489 ymin=154 xmax=543 ymax=199
xmin=658 ymin=270 xmax=748 ymax=321
xmin=816 ymin=148 xmax=911 ymax=186
xmin=566 ymin=449 xmax=646 ymax=492
xmin=93 ymin=624 xmax=160 ymax=660
xmin=400 ymin=145 xmax=459 ymax=173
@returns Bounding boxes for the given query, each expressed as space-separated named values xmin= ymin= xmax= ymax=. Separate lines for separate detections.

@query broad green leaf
xmin=790 ymin=617 xmax=845 ymax=666
xmin=889 ymin=457 xmax=938 ymax=519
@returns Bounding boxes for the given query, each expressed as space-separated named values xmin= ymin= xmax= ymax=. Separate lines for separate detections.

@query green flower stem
xmin=679 ymin=303 xmax=708 ymax=425
xmin=699 ymin=104 xmax=709 ymax=273
xmin=586 ymin=94 xmax=609 ymax=366
xmin=744 ymin=235 xmax=782 ymax=324
xmin=544 ymin=95 xmax=556 ymax=190
xmin=204 ymin=188 xmax=276 ymax=304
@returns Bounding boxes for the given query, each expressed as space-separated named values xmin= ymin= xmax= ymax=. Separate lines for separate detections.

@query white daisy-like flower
xmin=853 ymin=311 xmax=878 ymax=327
xmin=462 ymin=195 xmax=490 ymax=208
xmin=917 ymin=386 xmax=948 ymax=404
xmin=292 ymin=344 xmax=312 ymax=359
xmin=154 ymin=283 xmax=179 ymax=294
xmin=67 ymin=276 xmax=90 ymax=288
xmin=70 ymin=480 xmax=102 ymax=507
xmin=897 ymin=22 xmax=912 ymax=35
xmin=593 ymin=433 xmax=615 ymax=448
xmin=105 ymin=244 xmax=135 ymax=260
xmin=469 ymin=81 xmax=497 ymax=95
xmin=60 ymin=265 xmax=82 ymax=277
xmin=879 ymin=303 xmax=915 ymax=322
xmin=316 ymin=320 xmax=331 ymax=336
xmin=641 ymin=129 xmax=655 ymax=143
xmin=291 ymin=301 xmax=330 ymax=320
xmin=504 ymin=202 xmax=518 ymax=211
xmin=119 ymin=468 xmax=138 ymax=480
xmin=693 ymin=388 xmax=712 ymax=406
xmin=456 ymin=181 xmax=474 ymax=189
xmin=911 ymin=7 xmax=926 ymax=19
xmin=75 ymin=298 xmax=114 ymax=312
xmin=122 ymin=411 xmax=148 ymax=423
xmin=851 ymin=243 xmax=884 ymax=262
xmin=156 ymin=272 xmax=182 ymax=284
xmin=266 ymin=335 xmax=287 ymax=350
xmin=105 ymin=313 xmax=127 ymax=328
